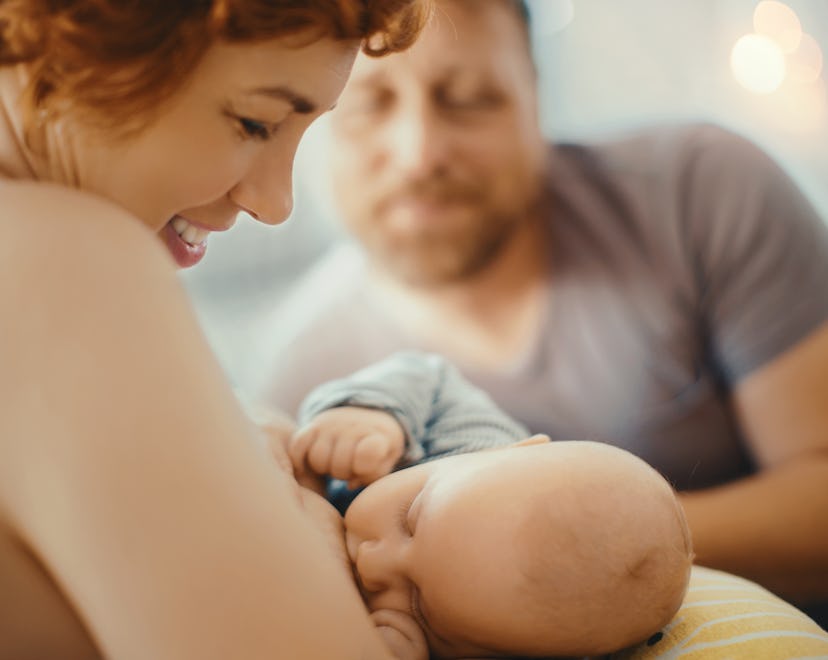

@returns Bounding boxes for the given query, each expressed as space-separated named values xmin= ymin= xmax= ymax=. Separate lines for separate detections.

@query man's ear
xmin=514 ymin=433 xmax=551 ymax=448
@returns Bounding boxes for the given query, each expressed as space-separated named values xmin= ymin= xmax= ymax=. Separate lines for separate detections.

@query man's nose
xmin=386 ymin=102 xmax=451 ymax=178
xmin=230 ymin=144 xmax=296 ymax=225
xmin=355 ymin=539 xmax=406 ymax=593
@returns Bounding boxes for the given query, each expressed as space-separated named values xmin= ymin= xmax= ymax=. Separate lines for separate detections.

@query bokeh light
xmin=530 ymin=0 xmax=574 ymax=37
xmin=787 ymin=33 xmax=824 ymax=85
xmin=753 ymin=1 xmax=802 ymax=53
xmin=731 ymin=34 xmax=787 ymax=94
xmin=779 ymin=79 xmax=828 ymax=133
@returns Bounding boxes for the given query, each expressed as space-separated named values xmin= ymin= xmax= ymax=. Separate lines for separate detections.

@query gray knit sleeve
xmin=297 ymin=351 xmax=528 ymax=466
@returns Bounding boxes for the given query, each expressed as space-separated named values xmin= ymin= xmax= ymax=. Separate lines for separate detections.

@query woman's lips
xmin=160 ymin=214 xmax=238 ymax=268
xmin=161 ymin=219 xmax=207 ymax=268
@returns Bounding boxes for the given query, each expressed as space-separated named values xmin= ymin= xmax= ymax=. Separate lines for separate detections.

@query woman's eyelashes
xmin=223 ymin=106 xmax=283 ymax=142
xmin=236 ymin=116 xmax=281 ymax=141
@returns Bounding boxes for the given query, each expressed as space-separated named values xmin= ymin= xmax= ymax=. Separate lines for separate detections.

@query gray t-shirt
xmin=252 ymin=123 xmax=828 ymax=492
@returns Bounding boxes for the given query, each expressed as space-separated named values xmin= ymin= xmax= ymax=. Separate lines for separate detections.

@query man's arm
xmin=680 ymin=322 xmax=828 ymax=604
xmin=672 ymin=126 xmax=828 ymax=608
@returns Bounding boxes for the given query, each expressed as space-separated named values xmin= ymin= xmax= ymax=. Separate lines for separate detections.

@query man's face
xmin=329 ymin=0 xmax=547 ymax=287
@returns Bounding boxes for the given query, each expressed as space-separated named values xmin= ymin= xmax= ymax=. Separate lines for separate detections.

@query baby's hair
xmin=513 ymin=446 xmax=693 ymax=655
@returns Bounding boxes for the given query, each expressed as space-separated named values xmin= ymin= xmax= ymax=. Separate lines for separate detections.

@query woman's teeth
xmin=171 ymin=217 xmax=209 ymax=246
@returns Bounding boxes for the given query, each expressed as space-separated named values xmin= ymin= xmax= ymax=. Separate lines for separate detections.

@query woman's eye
xmin=238 ymin=117 xmax=278 ymax=141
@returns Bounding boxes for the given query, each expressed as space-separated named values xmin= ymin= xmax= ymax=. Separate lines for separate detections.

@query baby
xmin=287 ymin=352 xmax=693 ymax=659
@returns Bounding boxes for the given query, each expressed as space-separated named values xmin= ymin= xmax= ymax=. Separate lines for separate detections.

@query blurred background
xmin=182 ymin=0 xmax=828 ymax=388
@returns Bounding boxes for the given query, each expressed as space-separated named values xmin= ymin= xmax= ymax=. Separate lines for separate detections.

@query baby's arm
xmin=290 ymin=406 xmax=405 ymax=488
xmin=421 ymin=354 xmax=530 ymax=460
xmin=297 ymin=351 xmax=529 ymax=475
xmin=296 ymin=351 xmax=447 ymax=466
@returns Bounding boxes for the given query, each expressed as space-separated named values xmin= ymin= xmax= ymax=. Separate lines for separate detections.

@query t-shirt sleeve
xmin=681 ymin=125 xmax=828 ymax=383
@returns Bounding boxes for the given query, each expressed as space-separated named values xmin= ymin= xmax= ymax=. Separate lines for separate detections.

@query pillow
xmin=612 ymin=565 xmax=828 ymax=659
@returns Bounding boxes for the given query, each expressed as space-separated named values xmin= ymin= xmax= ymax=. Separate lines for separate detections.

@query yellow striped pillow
xmin=613 ymin=566 xmax=828 ymax=659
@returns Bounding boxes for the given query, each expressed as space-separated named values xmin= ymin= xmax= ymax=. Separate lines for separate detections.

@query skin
xmin=0 ymin=34 xmax=395 ymax=659
xmin=330 ymin=0 xmax=547 ymax=291
xmin=5 ymin=36 xmax=357 ymax=247
xmin=328 ymin=0 xmax=828 ymax=605
xmin=343 ymin=437 xmax=692 ymax=659
xmin=290 ymin=406 xmax=407 ymax=489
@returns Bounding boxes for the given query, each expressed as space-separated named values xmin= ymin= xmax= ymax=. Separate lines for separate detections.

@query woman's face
xmin=75 ymin=35 xmax=359 ymax=267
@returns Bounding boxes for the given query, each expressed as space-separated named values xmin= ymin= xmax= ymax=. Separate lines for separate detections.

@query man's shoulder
xmin=553 ymin=122 xmax=759 ymax=180
xmin=546 ymin=122 xmax=778 ymax=239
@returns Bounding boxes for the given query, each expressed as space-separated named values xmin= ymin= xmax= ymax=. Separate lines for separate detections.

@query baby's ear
xmin=514 ymin=434 xmax=551 ymax=448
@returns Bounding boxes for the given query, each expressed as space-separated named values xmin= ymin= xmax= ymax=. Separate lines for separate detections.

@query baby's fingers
xmin=305 ymin=432 xmax=336 ymax=476
xmin=353 ymin=433 xmax=403 ymax=483
xmin=328 ymin=432 xmax=359 ymax=480
xmin=287 ymin=426 xmax=319 ymax=473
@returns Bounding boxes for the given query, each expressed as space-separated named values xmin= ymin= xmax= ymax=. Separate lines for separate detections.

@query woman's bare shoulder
xmin=0 ymin=180 xmax=166 ymax=272
xmin=0 ymin=179 xmax=182 ymax=493
xmin=0 ymin=180 xmax=178 ymax=352
xmin=0 ymin=181 xmax=391 ymax=660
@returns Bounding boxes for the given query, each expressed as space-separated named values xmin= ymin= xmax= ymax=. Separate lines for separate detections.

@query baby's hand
xmin=289 ymin=407 xmax=405 ymax=488
xmin=370 ymin=609 xmax=429 ymax=660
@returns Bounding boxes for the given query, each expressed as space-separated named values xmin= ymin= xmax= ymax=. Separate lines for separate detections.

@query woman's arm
xmin=0 ymin=183 xmax=391 ymax=659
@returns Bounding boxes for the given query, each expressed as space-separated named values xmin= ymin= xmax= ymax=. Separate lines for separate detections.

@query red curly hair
xmin=0 ymin=0 xmax=431 ymax=136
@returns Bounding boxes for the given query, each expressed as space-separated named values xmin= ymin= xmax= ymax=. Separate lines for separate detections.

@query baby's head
xmin=344 ymin=437 xmax=692 ymax=658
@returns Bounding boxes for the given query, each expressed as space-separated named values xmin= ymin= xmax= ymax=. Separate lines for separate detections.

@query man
xmin=252 ymin=0 xmax=828 ymax=624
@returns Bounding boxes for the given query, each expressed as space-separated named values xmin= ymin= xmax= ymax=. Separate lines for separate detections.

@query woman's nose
xmin=355 ymin=539 xmax=406 ymax=593
xmin=231 ymin=177 xmax=293 ymax=226
xmin=230 ymin=145 xmax=296 ymax=225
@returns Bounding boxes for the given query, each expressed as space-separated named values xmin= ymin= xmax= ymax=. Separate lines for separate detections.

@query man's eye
xmin=343 ymin=90 xmax=393 ymax=116
xmin=438 ymin=86 xmax=503 ymax=111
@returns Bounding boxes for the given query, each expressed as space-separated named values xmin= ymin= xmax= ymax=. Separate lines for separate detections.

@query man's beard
xmin=345 ymin=167 xmax=546 ymax=288
xmin=361 ymin=206 xmax=525 ymax=288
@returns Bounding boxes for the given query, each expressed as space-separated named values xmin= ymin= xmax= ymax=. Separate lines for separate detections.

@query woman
xmin=0 ymin=1 xmax=429 ymax=657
